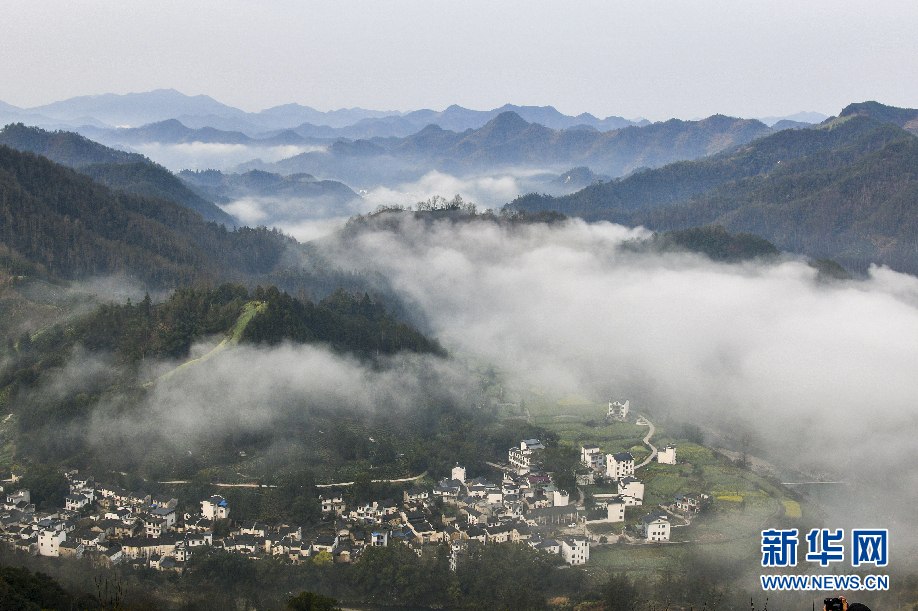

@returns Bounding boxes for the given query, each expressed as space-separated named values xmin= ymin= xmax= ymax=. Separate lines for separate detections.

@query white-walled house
xmin=581 ymin=445 xmax=604 ymax=470
xmin=320 ymin=494 xmax=346 ymax=515
xmin=152 ymin=506 xmax=176 ymax=530
xmin=641 ymin=511 xmax=671 ymax=542
xmin=509 ymin=439 xmax=544 ymax=474
xmin=608 ymin=399 xmax=629 ymax=420
xmin=551 ymin=488 xmax=569 ymax=507
xmin=560 ymin=538 xmax=590 ymax=565
xmin=606 ymin=496 xmax=626 ymax=522
xmin=606 ymin=452 xmax=635 ymax=480
xmin=657 ymin=445 xmax=677 ymax=465
xmin=617 ymin=477 xmax=644 ymax=505
xmin=201 ymin=495 xmax=229 ymax=520
xmin=674 ymin=493 xmax=706 ymax=513
xmin=39 ymin=529 xmax=66 ymax=557
xmin=452 ymin=464 xmax=467 ymax=484
xmin=532 ymin=538 xmax=561 ymax=555
xmin=370 ymin=531 xmax=389 ymax=547
xmin=65 ymin=493 xmax=90 ymax=511
xmin=5 ymin=489 xmax=31 ymax=512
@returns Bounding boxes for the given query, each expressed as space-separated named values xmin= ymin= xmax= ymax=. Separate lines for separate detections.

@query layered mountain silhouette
xmin=179 ymin=168 xmax=360 ymax=207
xmin=80 ymin=119 xmax=324 ymax=148
xmin=511 ymin=102 xmax=918 ymax=275
xmin=0 ymin=89 xmax=650 ymax=137
xmin=238 ymin=110 xmax=774 ymax=186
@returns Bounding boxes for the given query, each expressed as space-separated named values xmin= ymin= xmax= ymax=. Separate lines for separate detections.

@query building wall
xmin=561 ymin=539 xmax=590 ymax=565
xmin=38 ymin=530 xmax=65 ymax=557
xmin=658 ymin=446 xmax=677 ymax=465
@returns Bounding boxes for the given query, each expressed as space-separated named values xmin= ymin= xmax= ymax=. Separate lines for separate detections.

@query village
xmin=0 ymin=400 xmax=710 ymax=575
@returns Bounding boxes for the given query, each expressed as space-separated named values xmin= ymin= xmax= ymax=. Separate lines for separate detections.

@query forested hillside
xmin=178 ymin=168 xmax=360 ymax=210
xmin=625 ymin=225 xmax=781 ymax=262
xmin=0 ymin=123 xmax=235 ymax=224
xmin=840 ymin=101 xmax=918 ymax=133
xmin=79 ymin=161 xmax=236 ymax=225
xmin=0 ymin=144 xmax=287 ymax=287
xmin=0 ymin=122 xmax=147 ymax=166
xmin=3 ymin=283 xmax=444 ymax=466
xmin=511 ymin=110 xmax=918 ymax=274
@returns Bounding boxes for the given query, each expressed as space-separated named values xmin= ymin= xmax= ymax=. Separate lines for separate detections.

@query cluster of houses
xmin=578 ymin=423 xmax=698 ymax=543
xmin=348 ymin=459 xmax=590 ymax=566
xmin=0 ymin=416 xmax=712 ymax=573
xmin=0 ymin=450 xmax=594 ymax=573
xmin=0 ymin=473 xmax=244 ymax=571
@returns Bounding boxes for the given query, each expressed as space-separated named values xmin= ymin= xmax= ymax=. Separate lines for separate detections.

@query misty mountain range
xmin=512 ymin=102 xmax=918 ymax=275
xmin=5 ymin=91 xmax=918 ymax=277
xmin=0 ymin=88 xmax=824 ymax=138
xmin=224 ymin=111 xmax=778 ymax=188
xmin=40 ymin=107 xmax=786 ymax=202
xmin=0 ymin=89 xmax=833 ymax=203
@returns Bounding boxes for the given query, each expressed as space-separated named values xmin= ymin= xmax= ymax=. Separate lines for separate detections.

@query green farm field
xmin=531 ymin=403 xmax=817 ymax=581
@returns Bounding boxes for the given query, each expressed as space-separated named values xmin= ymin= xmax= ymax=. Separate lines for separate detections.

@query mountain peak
xmin=485 ymin=110 xmax=529 ymax=130
xmin=839 ymin=101 xmax=918 ymax=129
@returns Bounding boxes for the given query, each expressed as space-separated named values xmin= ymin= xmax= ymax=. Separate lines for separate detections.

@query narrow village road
xmin=635 ymin=416 xmax=657 ymax=468
xmin=485 ymin=460 xmax=513 ymax=474
xmin=160 ymin=471 xmax=428 ymax=489
xmin=314 ymin=471 xmax=428 ymax=488
xmin=157 ymin=481 xmax=278 ymax=488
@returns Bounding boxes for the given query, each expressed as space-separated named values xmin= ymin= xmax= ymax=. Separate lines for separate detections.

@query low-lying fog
xmin=51 ymin=204 xmax=917 ymax=547
xmin=312 ymin=217 xmax=918 ymax=534
xmin=217 ymin=169 xmax=569 ymax=241
xmin=130 ymin=142 xmax=327 ymax=172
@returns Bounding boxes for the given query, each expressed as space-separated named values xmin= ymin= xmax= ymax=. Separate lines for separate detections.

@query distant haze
xmin=3 ymin=1 xmax=916 ymax=121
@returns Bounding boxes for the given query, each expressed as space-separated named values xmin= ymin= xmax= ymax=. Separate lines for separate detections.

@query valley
xmin=0 ymin=94 xmax=914 ymax=611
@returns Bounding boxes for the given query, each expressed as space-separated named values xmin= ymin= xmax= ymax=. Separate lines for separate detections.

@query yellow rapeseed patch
xmin=782 ymin=500 xmax=802 ymax=518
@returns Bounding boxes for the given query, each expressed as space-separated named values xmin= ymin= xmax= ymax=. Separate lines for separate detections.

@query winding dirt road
xmin=635 ymin=415 xmax=657 ymax=468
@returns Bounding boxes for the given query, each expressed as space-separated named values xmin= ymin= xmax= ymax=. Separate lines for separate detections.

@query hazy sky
xmin=3 ymin=0 xmax=916 ymax=121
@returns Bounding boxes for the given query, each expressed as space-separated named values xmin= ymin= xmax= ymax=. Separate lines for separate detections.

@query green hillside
xmin=0 ymin=123 xmax=235 ymax=224
xmin=0 ymin=122 xmax=147 ymax=166
xmin=511 ymin=108 xmax=918 ymax=274
xmin=0 ymin=144 xmax=286 ymax=287
xmin=79 ymin=161 xmax=236 ymax=225
xmin=3 ymin=283 xmax=444 ymax=464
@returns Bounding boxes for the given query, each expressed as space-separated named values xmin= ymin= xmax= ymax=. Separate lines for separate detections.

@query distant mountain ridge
xmin=0 ymin=89 xmax=649 ymax=137
xmin=839 ymin=101 xmax=918 ymax=134
xmin=178 ymin=168 xmax=363 ymax=223
xmin=78 ymin=118 xmax=328 ymax=149
xmin=756 ymin=111 xmax=829 ymax=127
xmin=511 ymin=102 xmax=918 ymax=275
xmin=250 ymin=110 xmax=773 ymax=184
xmin=179 ymin=168 xmax=360 ymax=204
xmin=25 ymin=89 xmax=243 ymax=126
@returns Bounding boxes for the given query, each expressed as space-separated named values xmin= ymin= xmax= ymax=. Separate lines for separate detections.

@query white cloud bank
xmin=313 ymin=216 xmax=918 ymax=530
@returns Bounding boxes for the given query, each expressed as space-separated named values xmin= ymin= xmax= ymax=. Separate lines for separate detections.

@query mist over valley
xmin=1 ymin=92 xmax=917 ymax=611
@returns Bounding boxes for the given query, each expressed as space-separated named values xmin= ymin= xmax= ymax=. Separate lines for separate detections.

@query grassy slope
xmin=146 ymin=300 xmax=267 ymax=386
